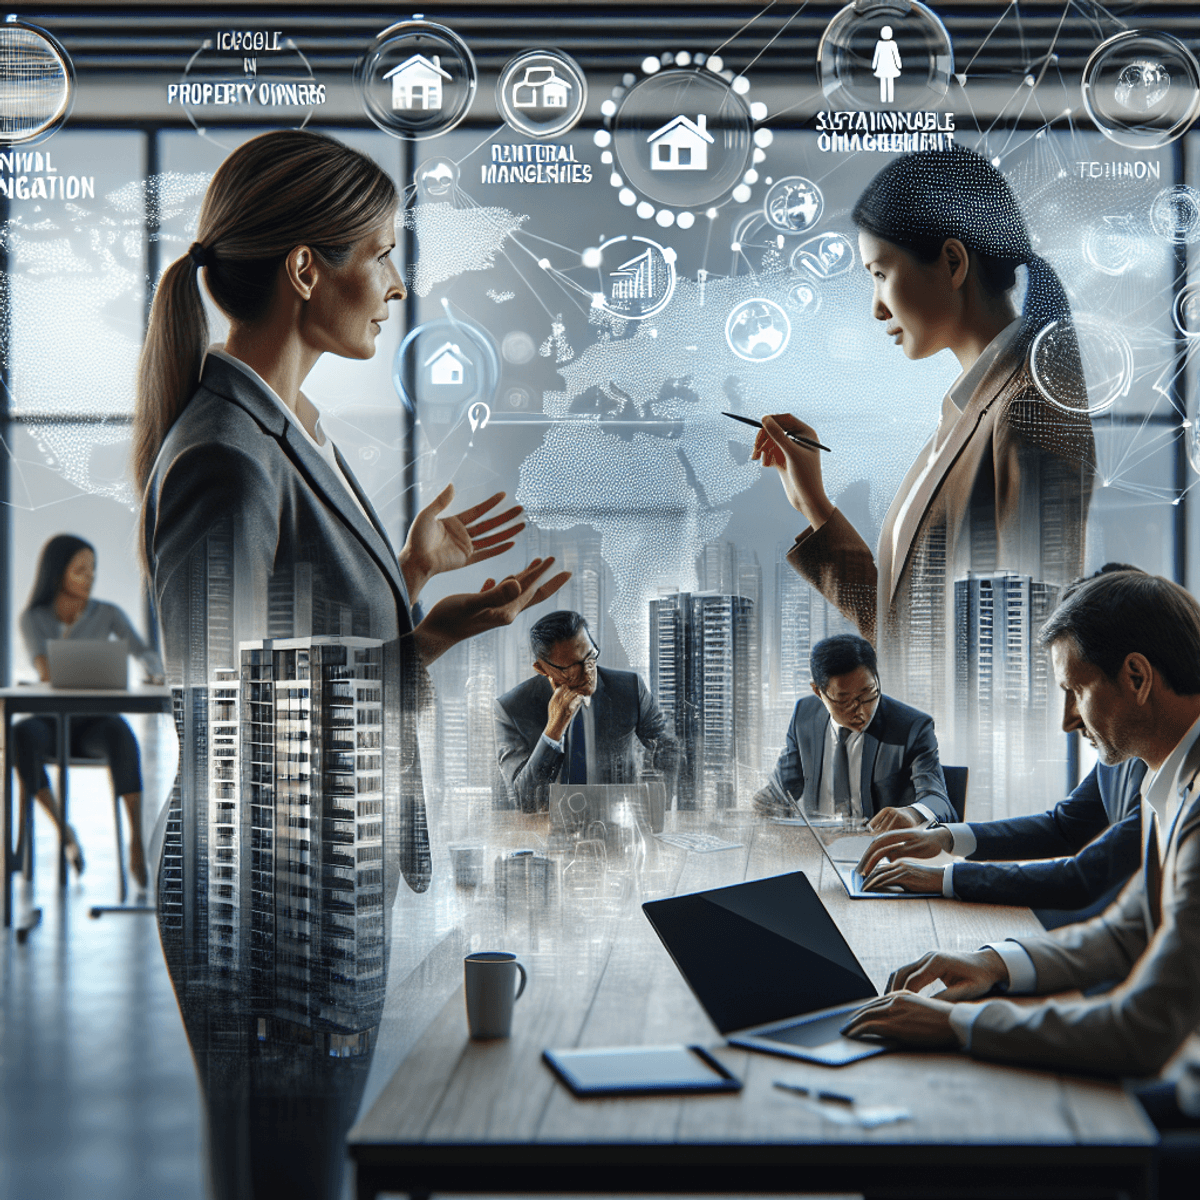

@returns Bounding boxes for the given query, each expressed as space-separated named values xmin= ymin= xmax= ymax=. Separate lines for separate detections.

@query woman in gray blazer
xmin=134 ymin=128 xmax=566 ymax=891
xmin=131 ymin=131 xmax=567 ymax=1198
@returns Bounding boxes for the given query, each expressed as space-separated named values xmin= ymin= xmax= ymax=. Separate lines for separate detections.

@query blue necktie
xmin=567 ymin=709 xmax=587 ymax=785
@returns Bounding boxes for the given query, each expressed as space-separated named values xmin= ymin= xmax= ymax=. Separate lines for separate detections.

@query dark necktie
xmin=1142 ymin=799 xmax=1163 ymax=934
xmin=832 ymin=726 xmax=852 ymax=817
xmin=566 ymin=709 xmax=587 ymax=785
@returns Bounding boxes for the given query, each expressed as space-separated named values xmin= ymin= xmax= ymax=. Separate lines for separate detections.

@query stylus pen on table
xmin=773 ymin=1081 xmax=855 ymax=1105
xmin=722 ymin=411 xmax=832 ymax=453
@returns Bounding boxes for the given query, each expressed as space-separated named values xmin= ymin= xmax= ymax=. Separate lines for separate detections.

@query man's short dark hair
xmin=1058 ymin=561 xmax=1145 ymax=606
xmin=530 ymin=610 xmax=589 ymax=662
xmin=1038 ymin=571 xmax=1200 ymax=695
xmin=811 ymin=634 xmax=878 ymax=691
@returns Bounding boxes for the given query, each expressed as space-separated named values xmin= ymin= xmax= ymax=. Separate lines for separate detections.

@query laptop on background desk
xmin=792 ymin=798 xmax=931 ymax=900
xmin=643 ymin=871 xmax=891 ymax=1066
xmin=46 ymin=639 xmax=128 ymax=689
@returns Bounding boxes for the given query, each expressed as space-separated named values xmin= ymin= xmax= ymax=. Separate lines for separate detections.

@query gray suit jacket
xmin=143 ymin=354 xmax=430 ymax=897
xmin=768 ymin=693 xmax=954 ymax=823
xmin=965 ymin=739 xmax=1200 ymax=1077
xmin=494 ymin=667 xmax=679 ymax=812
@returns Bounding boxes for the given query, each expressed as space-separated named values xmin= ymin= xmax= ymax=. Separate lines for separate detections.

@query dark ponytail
xmin=852 ymin=147 xmax=1072 ymax=344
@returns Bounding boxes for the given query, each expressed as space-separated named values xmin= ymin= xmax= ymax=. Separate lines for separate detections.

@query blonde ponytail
xmin=132 ymin=252 xmax=209 ymax=492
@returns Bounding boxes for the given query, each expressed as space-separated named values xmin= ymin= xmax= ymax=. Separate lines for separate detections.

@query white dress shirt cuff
xmin=946 ymin=823 xmax=977 ymax=857
xmin=910 ymin=803 xmax=935 ymax=824
xmin=948 ymin=1002 xmax=980 ymax=1050
xmin=983 ymin=940 xmax=1038 ymax=994
xmin=942 ymin=863 xmax=956 ymax=898
xmin=541 ymin=731 xmax=565 ymax=753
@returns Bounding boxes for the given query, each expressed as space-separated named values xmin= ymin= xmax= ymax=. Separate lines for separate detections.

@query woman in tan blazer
xmin=755 ymin=149 xmax=1094 ymax=736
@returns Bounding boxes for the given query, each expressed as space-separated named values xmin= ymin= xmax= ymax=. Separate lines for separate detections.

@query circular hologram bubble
xmin=726 ymin=298 xmax=792 ymax=362
xmin=497 ymin=49 xmax=587 ymax=139
xmin=501 ymin=330 xmax=536 ymax=364
xmin=590 ymin=234 xmax=677 ymax=320
xmin=790 ymin=232 xmax=855 ymax=281
xmin=1115 ymin=60 xmax=1171 ymax=111
xmin=1174 ymin=284 xmax=1200 ymax=338
xmin=763 ymin=177 xmax=824 ymax=235
xmin=393 ymin=315 xmax=499 ymax=423
xmin=1082 ymin=217 xmax=1147 ymax=277
xmin=1030 ymin=316 xmax=1132 ymax=417
xmin=0 ymin=19 xmax=73 ymax=144
xmin=1082 ymin=31 xmax=1200 ymax=149
xmin=612 ymin=68 xmax=753 ymax=208
xmin=414 ymin=156 xmax=460 ymax=202
xmin=818 ymin=0 xmax=953 ymax=112
xmin=356 ymin=19 xmax=477 ymax=140
xmin=1150 ymin=185 xmax=1200 ymax=244
xmin=787 ymin=281 xmax=823 ymax=319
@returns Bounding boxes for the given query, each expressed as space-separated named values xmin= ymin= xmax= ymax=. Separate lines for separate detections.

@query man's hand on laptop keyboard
xmin=857 ymin=825 xmax=953 ymax=877
xmin=861 ymin=861 xmax=945 ymax=894
xmin=840 ymin=992 xmax=957 ymax=1048
xmin=889 ymin=948 xmax=1008 ymax=1001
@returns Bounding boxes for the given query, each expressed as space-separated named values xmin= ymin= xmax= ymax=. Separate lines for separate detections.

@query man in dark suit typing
xmin=755 ymin=633 xmax=955 ymax=828
xmin=494 ymin=610 xmax=679 ymax=812
xmin=854 ymin=758 xmax=1144 ymax=919
xmin=855 ymin=563 xmax=1147 ymax=920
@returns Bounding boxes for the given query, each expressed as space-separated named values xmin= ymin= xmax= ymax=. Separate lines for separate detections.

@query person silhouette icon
xmin=872 ymin=25 xmax=903 ymax=104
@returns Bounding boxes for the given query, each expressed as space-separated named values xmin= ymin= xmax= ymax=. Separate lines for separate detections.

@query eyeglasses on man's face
xmin=820 ymin=682 xmax=881 ymax=715
xmin=541 ymin=635 xmax=600 ymax=678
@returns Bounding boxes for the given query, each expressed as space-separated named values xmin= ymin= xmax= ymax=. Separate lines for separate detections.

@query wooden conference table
xmin=1 ymin=684 xmax=173 ymax=934
xmin=350 ymin=812 xmax=1157 ymax=1200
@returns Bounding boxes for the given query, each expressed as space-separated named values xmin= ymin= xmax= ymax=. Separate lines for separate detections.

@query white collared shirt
xmin=206 ymin=346 xmax=374 ymax=528
xmin=818 ymin=714 xmax=871 ymax=819
xmin=814 ymin=706 xmax=936 ymax=824
xmin=889 ymin=317 xmax=1023 ymax=565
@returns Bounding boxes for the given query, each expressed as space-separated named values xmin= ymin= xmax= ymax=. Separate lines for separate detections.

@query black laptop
xmin=642 ymin=871 xmax=891 ymax=1066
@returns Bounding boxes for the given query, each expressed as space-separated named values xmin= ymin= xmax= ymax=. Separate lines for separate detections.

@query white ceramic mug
xmin=464 ymin=951 xmax=528 ymax=1039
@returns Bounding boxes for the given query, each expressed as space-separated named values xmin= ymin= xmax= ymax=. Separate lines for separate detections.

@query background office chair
xmin=942 ymin=765 xmax=969 ymax=820
xmin=15 ymin=751 xmax=147 ymax=920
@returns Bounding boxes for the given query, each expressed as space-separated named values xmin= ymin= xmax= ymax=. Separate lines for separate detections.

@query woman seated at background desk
xmin=14 ymin=533 xmax=164 ymax=889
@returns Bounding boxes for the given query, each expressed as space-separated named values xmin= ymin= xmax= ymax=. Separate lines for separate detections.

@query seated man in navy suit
xmin=854 ymin=562 xmax=1146 ymax=922
xmin=494 ymin=610 xmax=679 ymax=812
xmin=754 ymin=633 xmax=955 ymax=829
xmin=855 ymin=757 xmax=1144 ymax=921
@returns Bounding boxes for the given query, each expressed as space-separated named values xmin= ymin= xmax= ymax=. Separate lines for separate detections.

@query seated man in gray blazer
xmin=755 ymin=633 xmax=955 ymax=828
xmin=494 ymin=610 xmax=679 ymax=812
xmin=842 ymin=571 xmax=1200 ymax=1169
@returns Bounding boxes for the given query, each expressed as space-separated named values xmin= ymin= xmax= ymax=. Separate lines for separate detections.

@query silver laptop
xmin=46 ymin=639 xmax=128 ymax=689
xmin=791 ymin=796 xmax=930 ymax=900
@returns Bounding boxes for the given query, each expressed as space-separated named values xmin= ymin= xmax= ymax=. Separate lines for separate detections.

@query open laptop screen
xmin=643 ymin=871 xmax=876 ymax=1036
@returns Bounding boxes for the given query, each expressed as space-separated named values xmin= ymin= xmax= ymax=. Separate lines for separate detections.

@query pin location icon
xmin=468 ymin=402 xmax=491 ymax=433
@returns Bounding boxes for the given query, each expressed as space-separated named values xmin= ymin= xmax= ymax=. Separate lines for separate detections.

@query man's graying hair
xmin=530 ymin=610 xmax=589 ymax=662
xmin=1038 ymin=570 xmax=1200 ymax=695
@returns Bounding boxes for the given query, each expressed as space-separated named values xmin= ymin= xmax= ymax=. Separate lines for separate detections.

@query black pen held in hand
xmin=722 ymin=411 xmax=832 ymax=453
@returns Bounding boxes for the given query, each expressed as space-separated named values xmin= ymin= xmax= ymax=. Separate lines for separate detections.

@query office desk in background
xmin=351 ymin=817 xmax=1156 ymax=1200
xmin=1 ymin=685 xmax=173 ymax=932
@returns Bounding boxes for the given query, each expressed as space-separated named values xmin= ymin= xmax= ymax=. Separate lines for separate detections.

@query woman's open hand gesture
xmin=400 ymin=484 xmax=526 ymax=600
